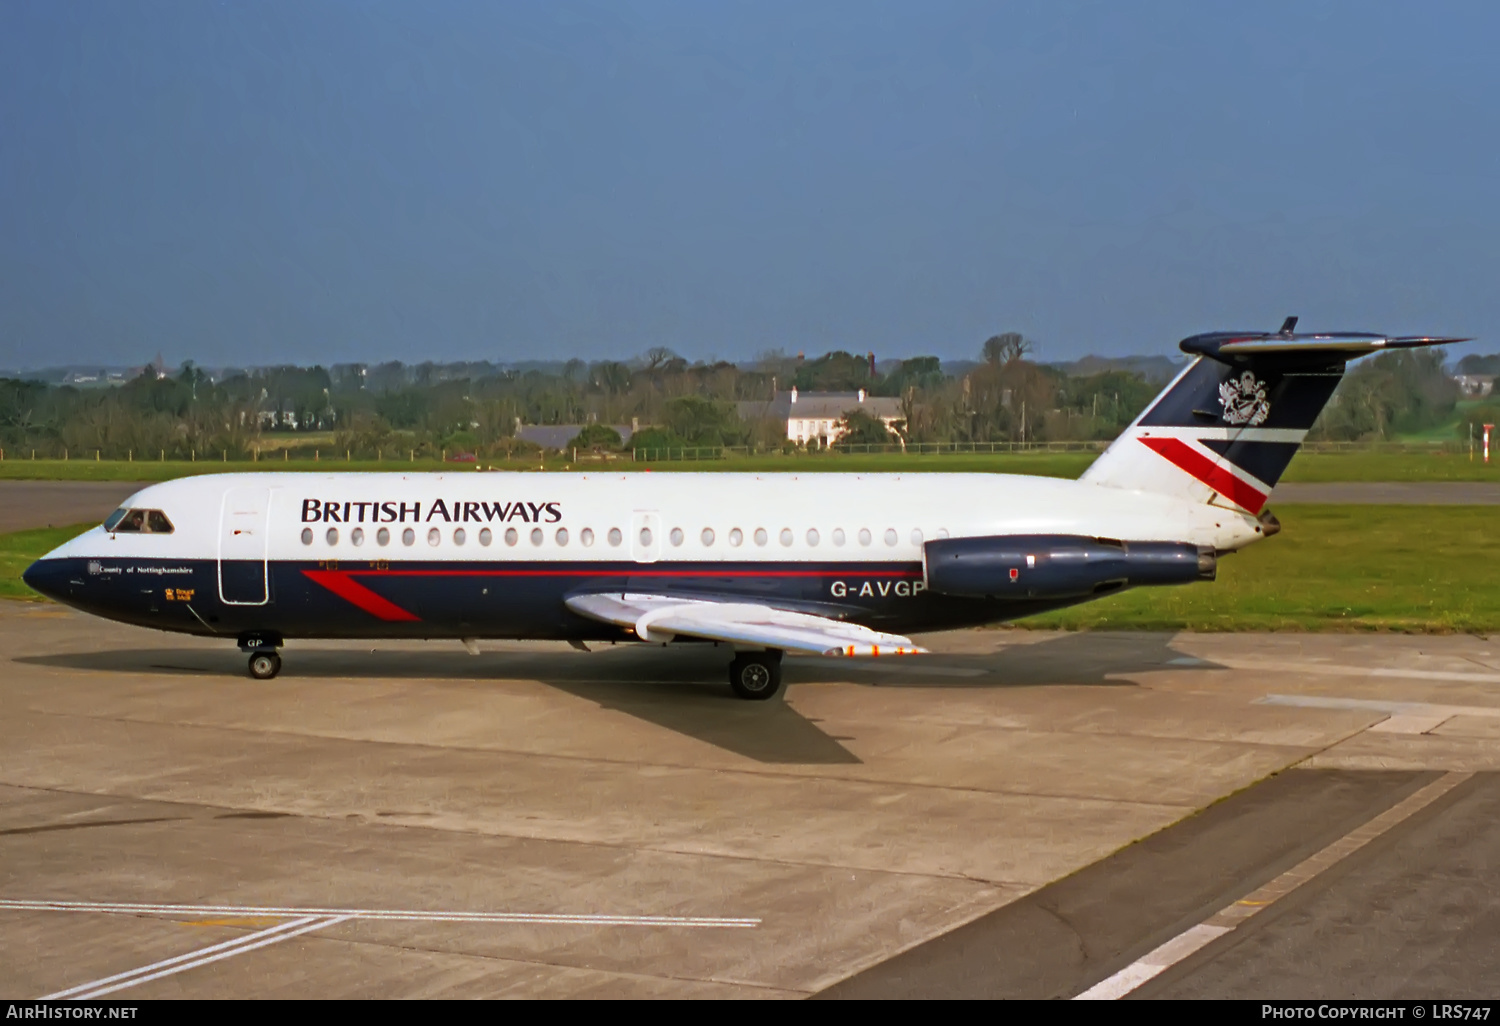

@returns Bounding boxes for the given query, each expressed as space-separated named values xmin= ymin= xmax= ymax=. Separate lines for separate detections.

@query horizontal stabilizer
xmin=1186 ymin=332 xmax=1471 ymax=364
xmin=566 ymin=592 xmax=925 ymax=657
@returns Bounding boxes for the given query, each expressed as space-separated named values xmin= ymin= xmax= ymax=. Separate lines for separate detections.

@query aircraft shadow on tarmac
xmin=15 ymin=633 xmax=1224 ymax=766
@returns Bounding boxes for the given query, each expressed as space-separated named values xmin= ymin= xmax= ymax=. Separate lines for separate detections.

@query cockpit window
xmin=110 ymin=508 xmax=175 ymax=534
xmin=114 ymin=510 xmax=147 ymax=533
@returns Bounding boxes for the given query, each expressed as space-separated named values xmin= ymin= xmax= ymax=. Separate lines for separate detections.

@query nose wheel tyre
xmin=729 ymin=651 xmax=783 ymax=701
xmin=248 ymin=652 xmax=282 ymax=680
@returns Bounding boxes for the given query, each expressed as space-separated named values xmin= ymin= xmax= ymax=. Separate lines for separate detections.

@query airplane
xmin=23 ymin=320 xmax=1467 ymax=700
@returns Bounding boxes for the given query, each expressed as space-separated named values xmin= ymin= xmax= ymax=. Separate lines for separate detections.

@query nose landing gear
xmin=248 ymin=651 xmax=282 ymax=680
xmin=728 ymin=649 xmax=783 ymax=701
xmin=239 ymin=632 xmax=284 ymax=681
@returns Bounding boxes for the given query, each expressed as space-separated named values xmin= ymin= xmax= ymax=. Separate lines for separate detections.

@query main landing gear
xmin=728 ymin=650 xmax=784 ymax=701
xmin=239 ymin=633 xmax=284 ymax=681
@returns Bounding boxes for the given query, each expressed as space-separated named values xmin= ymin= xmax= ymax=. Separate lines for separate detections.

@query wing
xmin=565 ymin=592 xmax=925 ymax=657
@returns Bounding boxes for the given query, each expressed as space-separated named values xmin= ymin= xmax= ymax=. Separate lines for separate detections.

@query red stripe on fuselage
xmin=358 ymin=567 xmax=922 ymax=579
xmin=1138 ymin=436 xmax=1268 ymax=513
xmin=302 ymin=570 xmax=422 ymax=621
xmin=300 ymin=565 xmax=922 ymax=622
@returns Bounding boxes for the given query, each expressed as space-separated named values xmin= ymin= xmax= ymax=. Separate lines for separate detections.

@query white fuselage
xmin=50 ymin=470 xmax=1263 ymax=567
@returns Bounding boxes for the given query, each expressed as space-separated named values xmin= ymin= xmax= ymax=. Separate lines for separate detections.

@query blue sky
xmin=2 ymin=1 xmax=1496 ymax=367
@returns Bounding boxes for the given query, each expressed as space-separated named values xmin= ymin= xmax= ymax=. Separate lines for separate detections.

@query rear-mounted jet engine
xmin=923 ymin=535 xmax=1215 ymax=600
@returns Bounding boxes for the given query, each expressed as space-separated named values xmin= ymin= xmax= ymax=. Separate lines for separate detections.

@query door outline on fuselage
xmin=630 ymin=510 xmax=661 ymax=563
xmin=218 ymin=486 xmax=272 ymax=605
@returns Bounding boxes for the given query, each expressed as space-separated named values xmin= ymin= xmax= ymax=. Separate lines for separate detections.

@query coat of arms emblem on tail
xmin=1219 ymin=371 xmax=1271 ymax=426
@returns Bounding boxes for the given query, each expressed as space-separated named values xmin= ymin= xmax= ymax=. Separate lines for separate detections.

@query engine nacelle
xmin=923 ymin=534 xmax=1215 ymax=599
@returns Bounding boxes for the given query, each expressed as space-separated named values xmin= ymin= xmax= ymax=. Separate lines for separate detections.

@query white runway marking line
xmin=1259 ymin=694 xmax=1500 ymax=735
xmin=1225 ymin=659 xmax=1500 ymax=685
xmin=0 ymin=898 xmax=761 ymax=928
xmin=9 ymin=900 xmax=761 ymax=1000
xmin=1073 ymin=770 xmax=1473 ymax=1000
xmin=41 ymin=915 xmax=347 ymax=1000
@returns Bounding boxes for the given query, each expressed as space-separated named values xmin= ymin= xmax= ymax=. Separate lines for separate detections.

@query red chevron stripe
xmin=302 ymin=570 xmax=421 ymax=621
xmin=1138 ymin=436 xmax=1268 ymax=513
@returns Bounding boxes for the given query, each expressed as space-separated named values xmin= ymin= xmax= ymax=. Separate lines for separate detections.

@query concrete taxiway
xmin=2 ymin=604 xmax=1499 ymax=998
xmin=0 ymin=482 xmax=152 ymax=534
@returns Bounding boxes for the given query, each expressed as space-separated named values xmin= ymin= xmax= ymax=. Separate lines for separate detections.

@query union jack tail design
xmin=1082 ymin=318 xmax=1469 ymax=514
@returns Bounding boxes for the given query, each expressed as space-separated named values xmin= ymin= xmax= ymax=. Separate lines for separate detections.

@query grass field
xmin=2 ymin=448 xmax=1499 ymax=482
xmin=1026 ymin=504 xmax=1500 ymax=633
xmin=0 ymin=523 xmax=91 ymax=601
xmin=5 ymin=506 xmax=1497 ymax=632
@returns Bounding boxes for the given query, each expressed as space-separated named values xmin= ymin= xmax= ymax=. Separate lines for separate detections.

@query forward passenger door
xmin=219 ymin=486 xmax=272 ymax=605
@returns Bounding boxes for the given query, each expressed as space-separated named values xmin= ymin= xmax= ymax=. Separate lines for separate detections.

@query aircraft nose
xmin=22 ymin=558 xmax=69 ymax=602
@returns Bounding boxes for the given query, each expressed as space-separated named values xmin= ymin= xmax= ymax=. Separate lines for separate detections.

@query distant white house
xmin=1457 ymin=374 xmax=1495 ymax=398
xmin=737 ymin=388 xmax=904 ymax=447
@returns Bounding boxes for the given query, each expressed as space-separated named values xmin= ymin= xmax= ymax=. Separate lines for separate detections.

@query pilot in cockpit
xmin=108 ymin=508 xmax=173 ymax=534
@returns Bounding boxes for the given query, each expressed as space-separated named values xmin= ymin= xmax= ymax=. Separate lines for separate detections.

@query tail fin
xmin=1081 ymin=320 xmax=1469 ymax=514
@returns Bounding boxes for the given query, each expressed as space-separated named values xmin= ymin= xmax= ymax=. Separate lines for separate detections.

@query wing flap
xmin=565 ymin=592 xmax=925 ymax=657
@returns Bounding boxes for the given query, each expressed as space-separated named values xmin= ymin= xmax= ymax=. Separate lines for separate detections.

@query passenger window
xmin=505 ymin=527 xmax=519 ymax=546
xmin=351 ymin=527 xmax=365 ymax=546
xmin=608 ymin=527 xmax=622 ymax=546
xmin=556 ymin=527 xmax=569 ymax=546
xmin=701 ymin=528 xmax=715 ymax=546
xmin=377 ymin=527 xmax=391 ymax=546
xmin=779 ymin=528 xmax=793 ymax=547
xmin=402 ymin=528 xmax=416 ymax=546
xmin=832 ymin=528 xmax=846 ymax=546
xmin=884 ymin=529 xmax=898 ymax=546
xmin=427 ymin=527 xmax=441 ymax=546
xmin=453 ymin=528 xmax=466 ymax=546
xmin=531 ymin=527 xmax=544 ymax=546
xmin=580 ymin=528 xmax=594 ymax=547
xmin=479 ymin=528 xmax=492 ymax=546
xmin=301 ymin=528 xmax=314 ymax=545
xmin=326 ymin=527 xmax=339 ymax=545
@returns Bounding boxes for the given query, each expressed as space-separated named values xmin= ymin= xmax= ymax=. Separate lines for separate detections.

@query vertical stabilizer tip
xmin=1278 ymin=316 xmax=1298 ymax=334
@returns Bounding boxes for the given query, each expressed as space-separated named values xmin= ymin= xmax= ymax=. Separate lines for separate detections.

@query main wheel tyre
xmin=248 ymin=652 xmax=282 ymax=680
xmin=729 ymin=652 xmax=782 ymax=701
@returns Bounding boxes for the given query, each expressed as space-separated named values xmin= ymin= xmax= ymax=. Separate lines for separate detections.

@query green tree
xmin=982 ymin=333 xmax=1031 ymax=365
xmin=629 ymin=426 xmax=689 ymax=452
xmin=833 ymin=408 xmax=899 ymax=448
xmin=794 ymin=351 xmax=874 ymax=392
xmin=567 ymin=423 xmax=623 ymax=451
xmin=1312 ymin=350 xmax=1457 ymax=440
xmin=660 ymin=395 xmax=745 ymax=446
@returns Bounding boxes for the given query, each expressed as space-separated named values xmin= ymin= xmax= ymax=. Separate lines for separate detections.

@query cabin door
xmin=218 ymin=486 xmax=273 ymax=605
